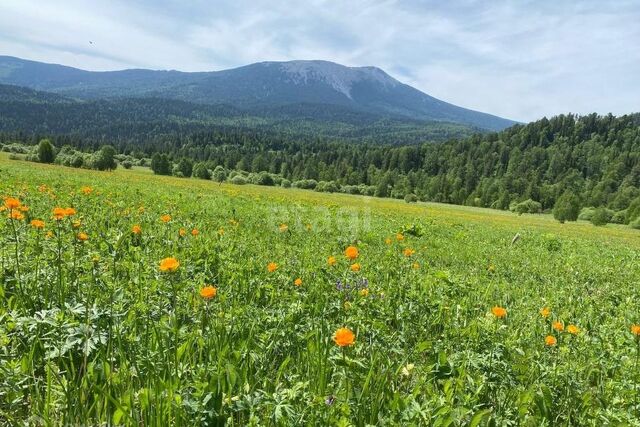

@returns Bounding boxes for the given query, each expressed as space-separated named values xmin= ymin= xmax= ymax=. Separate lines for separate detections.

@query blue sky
xmin=1 ymin=0 xmax=638 ymax=122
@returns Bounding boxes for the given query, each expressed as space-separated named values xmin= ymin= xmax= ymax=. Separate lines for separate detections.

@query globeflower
xmin=552 ymin=321 xmax=564 ymax=332
xmin=3 ymin=197 xmax=21 ymax=210
xmin=632 ymin=324 xmax=640 ymax=337
xmin=81 ymin=186 xmax=93 ymax=195
xmin=567 ymin=324 xmax=580 ymax=335
xmin=294 ymin=278 xmax=302 ymax=286
xmin=64 ymin=207 xmax=76 ymax=216
xmin=279 ymin=223 xmax=288 ymax=232
xmin=333 ymin=327 xmax=355 ymax=347
xmin=9 ymin=211 xmax=24 ymax=220
xmin=396 ymin=233 xmax=404 ymax=241
xmin=327 ymin=256 xmax=336 ymax=266
xmin=267 ymin=262 xmax=278 ymax=273
xmin=545 ymin=335 xmax=557 ymax=346
xmin=53 ymin=207 xmax=66 ymax=220
xmin=344 ymin=246 xmax=359 ymax=260
xmin=159 ymin=257 xmax=180 ymax=272
xmin=540 ymin=307 xmax=551 ymax=318
xmin=491 ymin=306 xmax=507 ymax=319
xmin=200 ymin=286 xmax=217 ymax=300
xmin=30 ymin=219 xmax=45 ymax=229
xmin=179 ymin=228 xmax=187 ymax=237
xmin=191 ymin=228 xmax=199 ymax=236
xmin=350 ymin=263 xmax=361 ymax=272
xmin=132 ymin=224 xmax=142 ymax=234
xmin=77 ymin=232 xmax=88 ymax=242
xmin=160 ymin=214 xmax=172 ymax=223
xmin=403 ymin=248 xmax=415 ymax=257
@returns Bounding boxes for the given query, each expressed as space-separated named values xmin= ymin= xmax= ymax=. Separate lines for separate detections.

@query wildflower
xmin=52 ymin=207 xmax=66 ymax=220
xmin=132 ymin=224 xmax=142 ymax=234
xmin=81 ymin=186 xmax=93 ymax=195
xmin=412 ymin=262 xmax=420 ymax=269
xmin=200 ymin=286 xmax=217 ymax=300
xmin=403 ymin=248 xmax=415 ymax=257
xmin=487 ymin=264 xmax=496 ymax=273
xmin=279 ymin=223 xmax=288 ymax=232
xmin=30 ymin=219 xmax=45 ymax=229
xmin=159 ymin=257 xmax=180 ymax=272
xmin=138 ymin=206 xmax=145 ymax=214
xmin=325 ymin=396 xmax=336 ymax=406
xmin=552 ymin=321 xmax=564 ymax=332
xmin=327 ymin=256 xmax=337 ymax=266
xmin=343 ymin=301 xmax=352 ymax=310
xmin=18 ymin=205 xmax=29 ymax=212
xmin=632 ymin=325 xmax=640 ymax=337
xmin=385 ymin=237 xmax=392 ymax=245
xmin=45 ymin=231 xmax=54 ymax=239
xmin=267 ymin=262 xmax=278 ymax=273
xmin=294 ymin=278 xmax=302 ymax=286
xmin=64 ymin=207 xmax=76 ymax=216
xmin=306 ymin=223 xmax=312 ymax=231
xmin=218 ymin=228 xmax=225 ymax=236
xmin=38 ymin=185 xmax=47 ymax=192
xmin=545 ymin=335 xmax=557 ymax=346
xmin=350 ymin=263 xmax=361 ymax=272
xmin=491 ymin=306 xmax=507 ymax=319
xmin=333 ymin=327 xmax=355 ymax=347
xmin=9 ymin=211 xmax=24 ymax=220
xmin=191 ymin=228 xmax=199 ymax=236
xmin=396 ymin=233 xmax=404 ymax=241
xmin=160 ymin=214 xmax=172 ymax=223
xmin=77 ymin=232 xmax=88 ymax=242
xmin=72 ymin=220 xmax=81 ymax=228
xmin=179 ymin=228 xmax=187 ymax=237
xmin=3 ymin=197 xmax=21 ymax=210
xmin=567 ymin=324 xmax=580 ymax=335
xmin=540 ymin=307 xmax=551 ymax=318
xmin=360 ymin=288 xmax=369 ymax=297
xmin=344 ymin=246 xmax=359 ymax=260
xmin=401 ymin=363 xmax=415 ymax=376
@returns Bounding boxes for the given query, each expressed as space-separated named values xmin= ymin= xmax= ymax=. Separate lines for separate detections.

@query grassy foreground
xmin=1 ymin=156 xmax=640 ymax=426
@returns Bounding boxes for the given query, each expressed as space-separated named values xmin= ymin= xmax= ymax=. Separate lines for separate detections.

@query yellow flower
xmin=344 ymin=246 xmax=359 ymax=260
xmin=72 ymin=220 xmax=81 ymax=228
xmin=9 ymin=211 xmax=24 ymax=220
xmin=403 ymin=248 xmax=415 ymax=257
xmin=333 ymin=327 xmax=355 ymax=347
xmin=545 ymin=335 xmax=557 ymax=346
xmin=132 ymin=224 xmax=142 ymax=235
xmin=396 ymin=233 xmax=404 ymax=241
xmin=385 ymin=237 xmax=392 ymax=245
xmin=552 ymin=321 xmax=564 ymax=332
xmin=294 ymin=278 xmax=302 ymax=286
xmin=279 ymin=223 xmax=288 ymax=232
xmin=412 ymin=262 xmax=420 ymax=270
xmin=53 ymin=207 xmax=66 ymax=220
xmin=350 ymin=263 xmax=361 ymax=272
xmin=327 ymin=256 xmax=336 ymax=266
xmin=267 ymin=262 xmax=278 ymax=273
xmin=566 ymin=324 xmax=580 ymax=335
xmin=200 ymin=286 xmax=217 ymax=300
xmin=64 ymin=207 xmax=76 ymax=216
xmin=81 ymin=186 xmax=93 ymax=195
xmin=45 ymin=231 xmax=54 ymax=239
xmin=540 ymin=307 xmax=551 ymax=318
xmin=359 ymin=288 xmax=369 ymax=297
xmin=3 ymin=197 xmax=21 ymax=210
xmin=179 ymin=228 xmax=187 ymax=237
xmin=159 ymin=257 xmax=180 ymax=272
xmin=160 ymin=214 xmax=172 ymax=223
xmin=491 ymin=306 xmax=507 ymax=319
xmin=77 ymin=232 xmax=88 ymax=242
xmin=218 ymin=228 xmax=225 ymax=236
xmin=30 ymin=219 xmax=45 ymax=229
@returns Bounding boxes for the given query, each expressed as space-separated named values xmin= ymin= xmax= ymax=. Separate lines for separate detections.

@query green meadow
xmin=1 ymin=155 xmax=640 ymax=426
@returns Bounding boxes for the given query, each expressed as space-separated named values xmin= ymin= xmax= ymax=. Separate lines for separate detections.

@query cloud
xmin=0 ymin=0 xmax=638 ymax=121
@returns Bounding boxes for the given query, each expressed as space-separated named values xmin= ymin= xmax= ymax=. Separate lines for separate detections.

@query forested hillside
xmin=3 ymin=113 xmax=640 ymax=224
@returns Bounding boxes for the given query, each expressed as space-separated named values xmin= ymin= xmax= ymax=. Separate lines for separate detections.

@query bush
xmin=230 ymin=175 xmax=247 ymax=185
xmin=174 ymin=158 xmax=193 ymax=178
xmin=511 ymin=199 xmax=542 ymax=215
xmin=590 ymin=207 xmax=610 ymax=226
xmin=37 ymin=139 xmax=56 ymax=164
xmin=404 ymin=193 xmax=418 ymax=203
xmin=193 ymin=163 xmax=211 ymax=180
xmin=213 ymin=166 xmax=228 ymax=184
xmin=611 ymin=210 xmax=627 ymax=224
xmin=553 ymin=191 xmax=580 ymax=223
xmin=281 ymin=179 xmax=291 ymax=188
xmin=121 ymin=160 xmax=133 ymax=170
xmin=578 ymin=207 xmax=596 ymax=221
xmin=293 ymin=179 xmax=318 ymax=190
xmin=631 ymin=217 xmax=640 ymax=229
xmin=92 ymin=145 xmax=117 ymax=171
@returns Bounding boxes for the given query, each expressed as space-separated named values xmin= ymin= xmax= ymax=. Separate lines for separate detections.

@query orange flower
xmin=30 ymin=219 xmax=45 ymax=229
xmin=81 ymin=186 xmax=93 ymax=195
xmin=385 ymin=237 xmax=392 ymax=245
xmin=567 ymin=325 xmax=580 ymax=335
xmin=333 ymin=327 xmax=355 ymax=347
xmin=540 ymin=307 xmax=551 ymax=318
xmin=160 ymin=214 xmax=172 ymax=223
xmin=38 ymin=185 xmax=47 ymax=192
xmin=279 ymin=223 xmax=288 ymax=232
xmin=267 ymin=262 xmax=278 ymax=273
xmin=9 ymin=211 xmax=24 ymax=220
xmin=491 ymin=306 xmax=507 ymax=319
xmin=200 ymin=286 xmax=217 ymax=299
xmin=3 ymin=197 xmax=21 ymax=210
xmin=294 ymin=278 xmax=302 ymax=286
xmin=191 ymin=228 xmax=199 ymax=236
xmin=396 ymin=233 xmax=404 ymax=241
xmin=64 ymin=207 xmax=76 ymax=216
xmin=350 ymin=263 xmax=361 ymax=272
xmin=179 ymin=228 xmax=187 ymax=237
xmin=545 ymin=335 xmax=557 ymax=346
xmin=159 ymin=257 xmax=180 ymax=272
xmin=403 ymin=248 xmax=415 ymax=257
xmin=18 ymin=205 xmax=29 ymax=212
xmin=52 ymin=207 xmax=66 ymax=220
xmin=631 ymin=324 xmax=640 ymax=336
xmin=327 ymin=256 xmax=336 ymax=266
xmin=552 ymin=321 xmax=564 ymax=332
xmin=344 ymin=246 xmax=359 ymax=260
xmin=132 ymin=224 xmax=142 ymax=235
xmin=77 ymin=232 xmax=88 ymax=242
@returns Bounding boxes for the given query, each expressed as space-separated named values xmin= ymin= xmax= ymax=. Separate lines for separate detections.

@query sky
xmin=1 ymin=0 xmax=639 ymax=122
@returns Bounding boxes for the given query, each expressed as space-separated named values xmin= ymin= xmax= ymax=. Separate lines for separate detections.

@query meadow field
xmin=1 ymin=154 xmax=640 ymax=426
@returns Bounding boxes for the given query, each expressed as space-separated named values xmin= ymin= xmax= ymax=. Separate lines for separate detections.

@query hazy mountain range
xmin=0 ymin=56 xmax=516 ymax=132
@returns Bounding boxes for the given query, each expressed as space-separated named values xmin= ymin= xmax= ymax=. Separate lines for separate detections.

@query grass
xmin=1 ymin=156 xmax=640 ymax=425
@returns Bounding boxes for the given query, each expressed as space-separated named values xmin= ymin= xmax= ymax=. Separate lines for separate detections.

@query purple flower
xmin=325 ymin=395 xmax=335 ymax=406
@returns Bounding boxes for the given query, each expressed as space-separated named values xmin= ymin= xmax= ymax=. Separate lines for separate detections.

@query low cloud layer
xmin=1 ymin=0 xmax=638 ymax=122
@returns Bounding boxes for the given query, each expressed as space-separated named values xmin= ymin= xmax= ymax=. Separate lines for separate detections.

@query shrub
xmin=404 ymin=193 xmax=418 ymax=203
xmin=590 ymin=208 xmax=610 ymax=226
xmin=121 ymin=160 xmax=133 ymax=170
xmin=553 ymin=191 xmax=580 ymax=223
xmin=578 ymin=207 xmax=596 ymax=221
xmin=611 ymin=210 xmax=627 ymax=224
xmin=281 ymin=179 xmax=291 ymax=188
xmin=213 ymin=166 xmax=228 ymax=184
xmin=37 ymin=139 xmax=56 ymax=164
xmin=193 ymin=163 xmax=211 ymax=180
xmin=511 ymin=199 xmax=542 ymax=215
xmin=230 ymin=175 xmax=247 ymax=185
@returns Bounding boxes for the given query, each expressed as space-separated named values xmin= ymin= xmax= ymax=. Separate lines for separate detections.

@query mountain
xmin=0 ymin=56 xmax=516 ymax=131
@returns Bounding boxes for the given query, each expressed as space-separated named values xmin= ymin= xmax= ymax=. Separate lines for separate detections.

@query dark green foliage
xmin=212 ymin=166 xmax=227 ymax=184
xmin=511 ymin=199 xmax=542 ymax=215
xmin=150 ymin=153 xmax=171 ymax=175
xmin=553 ymin=191 xmax=580 ymax=223
xmin=193 ymin=163 xmax=211 ymax=180
xmin=37 ymin=138 xmax=55 ymax=163
xmin=121 ymin=160 xmax=133 ymax=169
xmin=92 ymin=145 xmax=117 ymax=171
xmin=590 ymin=208 xmax=610 ymax=226
xmin=174 ymin=158 xmax=193 ymax=178
xmin=404 ymin=193 xmax=418 ymax=203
